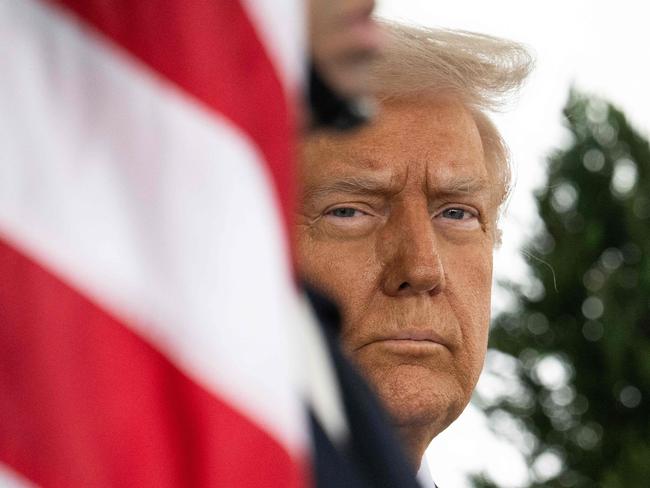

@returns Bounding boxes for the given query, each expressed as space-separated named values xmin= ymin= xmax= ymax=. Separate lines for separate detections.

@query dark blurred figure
xmin=308 ymin=0 xmax=383 ymax=130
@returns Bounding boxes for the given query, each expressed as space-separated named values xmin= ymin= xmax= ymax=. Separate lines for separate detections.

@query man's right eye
xmin=328 ymin=207 xmax=362 ymax=218
xmin=319 ymin=206 xmax=377 ymax=236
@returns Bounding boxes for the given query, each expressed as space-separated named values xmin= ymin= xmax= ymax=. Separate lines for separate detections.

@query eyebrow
xmin=303 ymin=175 xmax=396 ymax=200
xmin=302 ymin=173 xmax=491 ymax=201
xmin=435 ymin=175 xmax=490 ymax=196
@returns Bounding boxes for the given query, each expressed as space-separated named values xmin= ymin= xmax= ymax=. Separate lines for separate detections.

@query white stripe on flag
xmin=0 ymin=463 xmax=38 ymax=488
xmin=0 ymin=0 xmax=306 ymax=454
xmin=241 ymin=0 xmax=306 ymax=94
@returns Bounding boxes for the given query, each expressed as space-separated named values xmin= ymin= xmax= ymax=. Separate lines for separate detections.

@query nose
xmin=379 ymin=202 xmax=445 ymax=296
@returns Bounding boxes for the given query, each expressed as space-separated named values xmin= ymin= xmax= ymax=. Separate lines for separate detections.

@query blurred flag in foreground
xmin=0 ymin=0 xmax=309 ymax=486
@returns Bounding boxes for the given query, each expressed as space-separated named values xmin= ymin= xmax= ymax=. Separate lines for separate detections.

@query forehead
xmin=301 ymin=97 xmax=489 ymax=188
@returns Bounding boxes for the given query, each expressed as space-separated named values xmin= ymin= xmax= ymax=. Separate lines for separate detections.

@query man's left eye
xmin=441 ymin=208 xmax=470 ymax=220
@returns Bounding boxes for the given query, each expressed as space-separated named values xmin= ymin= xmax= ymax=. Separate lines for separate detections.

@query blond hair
xmin=370 ymin=22 xmax=533 ymax=205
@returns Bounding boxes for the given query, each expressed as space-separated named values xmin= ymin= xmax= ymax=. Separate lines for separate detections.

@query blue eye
xmin=441 ymin=208 xmax=467 ymax=220
xmin=329 ymin=207 xmax=359 ymax=218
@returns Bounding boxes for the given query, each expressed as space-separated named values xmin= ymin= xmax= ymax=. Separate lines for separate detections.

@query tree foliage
xmin=477 ymin=90 xmax=650 ymax=487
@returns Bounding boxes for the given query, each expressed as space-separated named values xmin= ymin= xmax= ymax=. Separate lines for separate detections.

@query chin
xmin=366 ymin=363 xmax=470 ymax=438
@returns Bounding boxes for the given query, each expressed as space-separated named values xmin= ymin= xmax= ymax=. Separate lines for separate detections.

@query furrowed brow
xmin=432 ymin=175 xmax=490 ymax=197
xmin=304 ymin=175 xmax=394 ymax=200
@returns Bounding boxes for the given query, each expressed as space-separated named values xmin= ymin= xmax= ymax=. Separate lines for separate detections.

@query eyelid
xmin=434 ymin=203 xmax=479 ymax=218
xmin=324 ymin=203 xmax=376 ymax=216
xmin=326 ymin=209 xmax=365 ymax=220
xmin=318 ymin=204 xmax=378 ymax=236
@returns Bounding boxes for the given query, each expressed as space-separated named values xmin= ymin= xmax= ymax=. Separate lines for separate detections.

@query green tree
xmin=475 ymin=91 xmax=650 ymax=487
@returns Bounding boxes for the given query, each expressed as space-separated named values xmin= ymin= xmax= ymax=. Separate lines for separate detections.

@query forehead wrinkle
xmin=302 ymin=173 xmax=397 ymax=200
xmin=309 ymin=134 xmax=387 ymax=168
xmin=426 ymin=171 xmax=491 ymax=199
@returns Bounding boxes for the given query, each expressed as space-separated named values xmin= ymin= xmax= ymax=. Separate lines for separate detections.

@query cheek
xmin=445 ymin=244 xmax=493 ymax=380
xmin=446 ymin=241 xmax=493 ymax=315
xmin=465 ymin=260 xmax=492 ymax=344
xmin=296 ymin=231 xmax=377 ymax=318
xmin=297 ymin=236 xmax=335 ymax=289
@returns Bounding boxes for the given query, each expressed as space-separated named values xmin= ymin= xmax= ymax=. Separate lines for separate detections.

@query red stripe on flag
xmin=46 ymin=0 xmax=297 ymax=238
xmin=0 ymin=238 xmax=305 ymax=488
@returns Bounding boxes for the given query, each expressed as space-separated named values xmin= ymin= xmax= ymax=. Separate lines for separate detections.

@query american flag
xmin=0 ymin=0 xmax=312 ymax=486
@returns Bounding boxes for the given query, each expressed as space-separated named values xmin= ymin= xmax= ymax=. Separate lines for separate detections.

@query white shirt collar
xmin=417 ymin=459 xmax=438 ymax=488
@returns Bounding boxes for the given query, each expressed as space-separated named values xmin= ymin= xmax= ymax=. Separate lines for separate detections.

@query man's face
xmin=297 ymin=98 xmax=501 ymax=440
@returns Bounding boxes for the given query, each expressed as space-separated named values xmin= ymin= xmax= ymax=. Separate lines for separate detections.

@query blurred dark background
xmin=473 ymin=90 xmax=650 ymax=488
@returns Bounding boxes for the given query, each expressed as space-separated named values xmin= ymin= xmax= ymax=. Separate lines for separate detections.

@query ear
xmin=493 ymin=226 xmax=503 ymax=248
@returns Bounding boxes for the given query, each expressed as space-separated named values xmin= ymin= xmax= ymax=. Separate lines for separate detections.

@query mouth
xmin=353 ymin=329 xmax=450 ymax=354
xmin=388 ymin=330 xmax=447 ymax=343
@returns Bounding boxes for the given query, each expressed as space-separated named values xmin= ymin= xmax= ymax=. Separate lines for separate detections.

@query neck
xmin=396 ymin=424 xmax=435 ymax=470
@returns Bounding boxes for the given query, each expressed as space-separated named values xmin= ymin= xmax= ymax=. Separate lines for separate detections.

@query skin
xmin=308 ymin=0 xmax=383 ymax=98
xmin=296 ymin=97 xmax=503 ymax=467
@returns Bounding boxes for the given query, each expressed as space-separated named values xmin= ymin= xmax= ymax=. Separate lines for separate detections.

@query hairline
xmin=367 ymin=21 xmax=533 ymax=219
